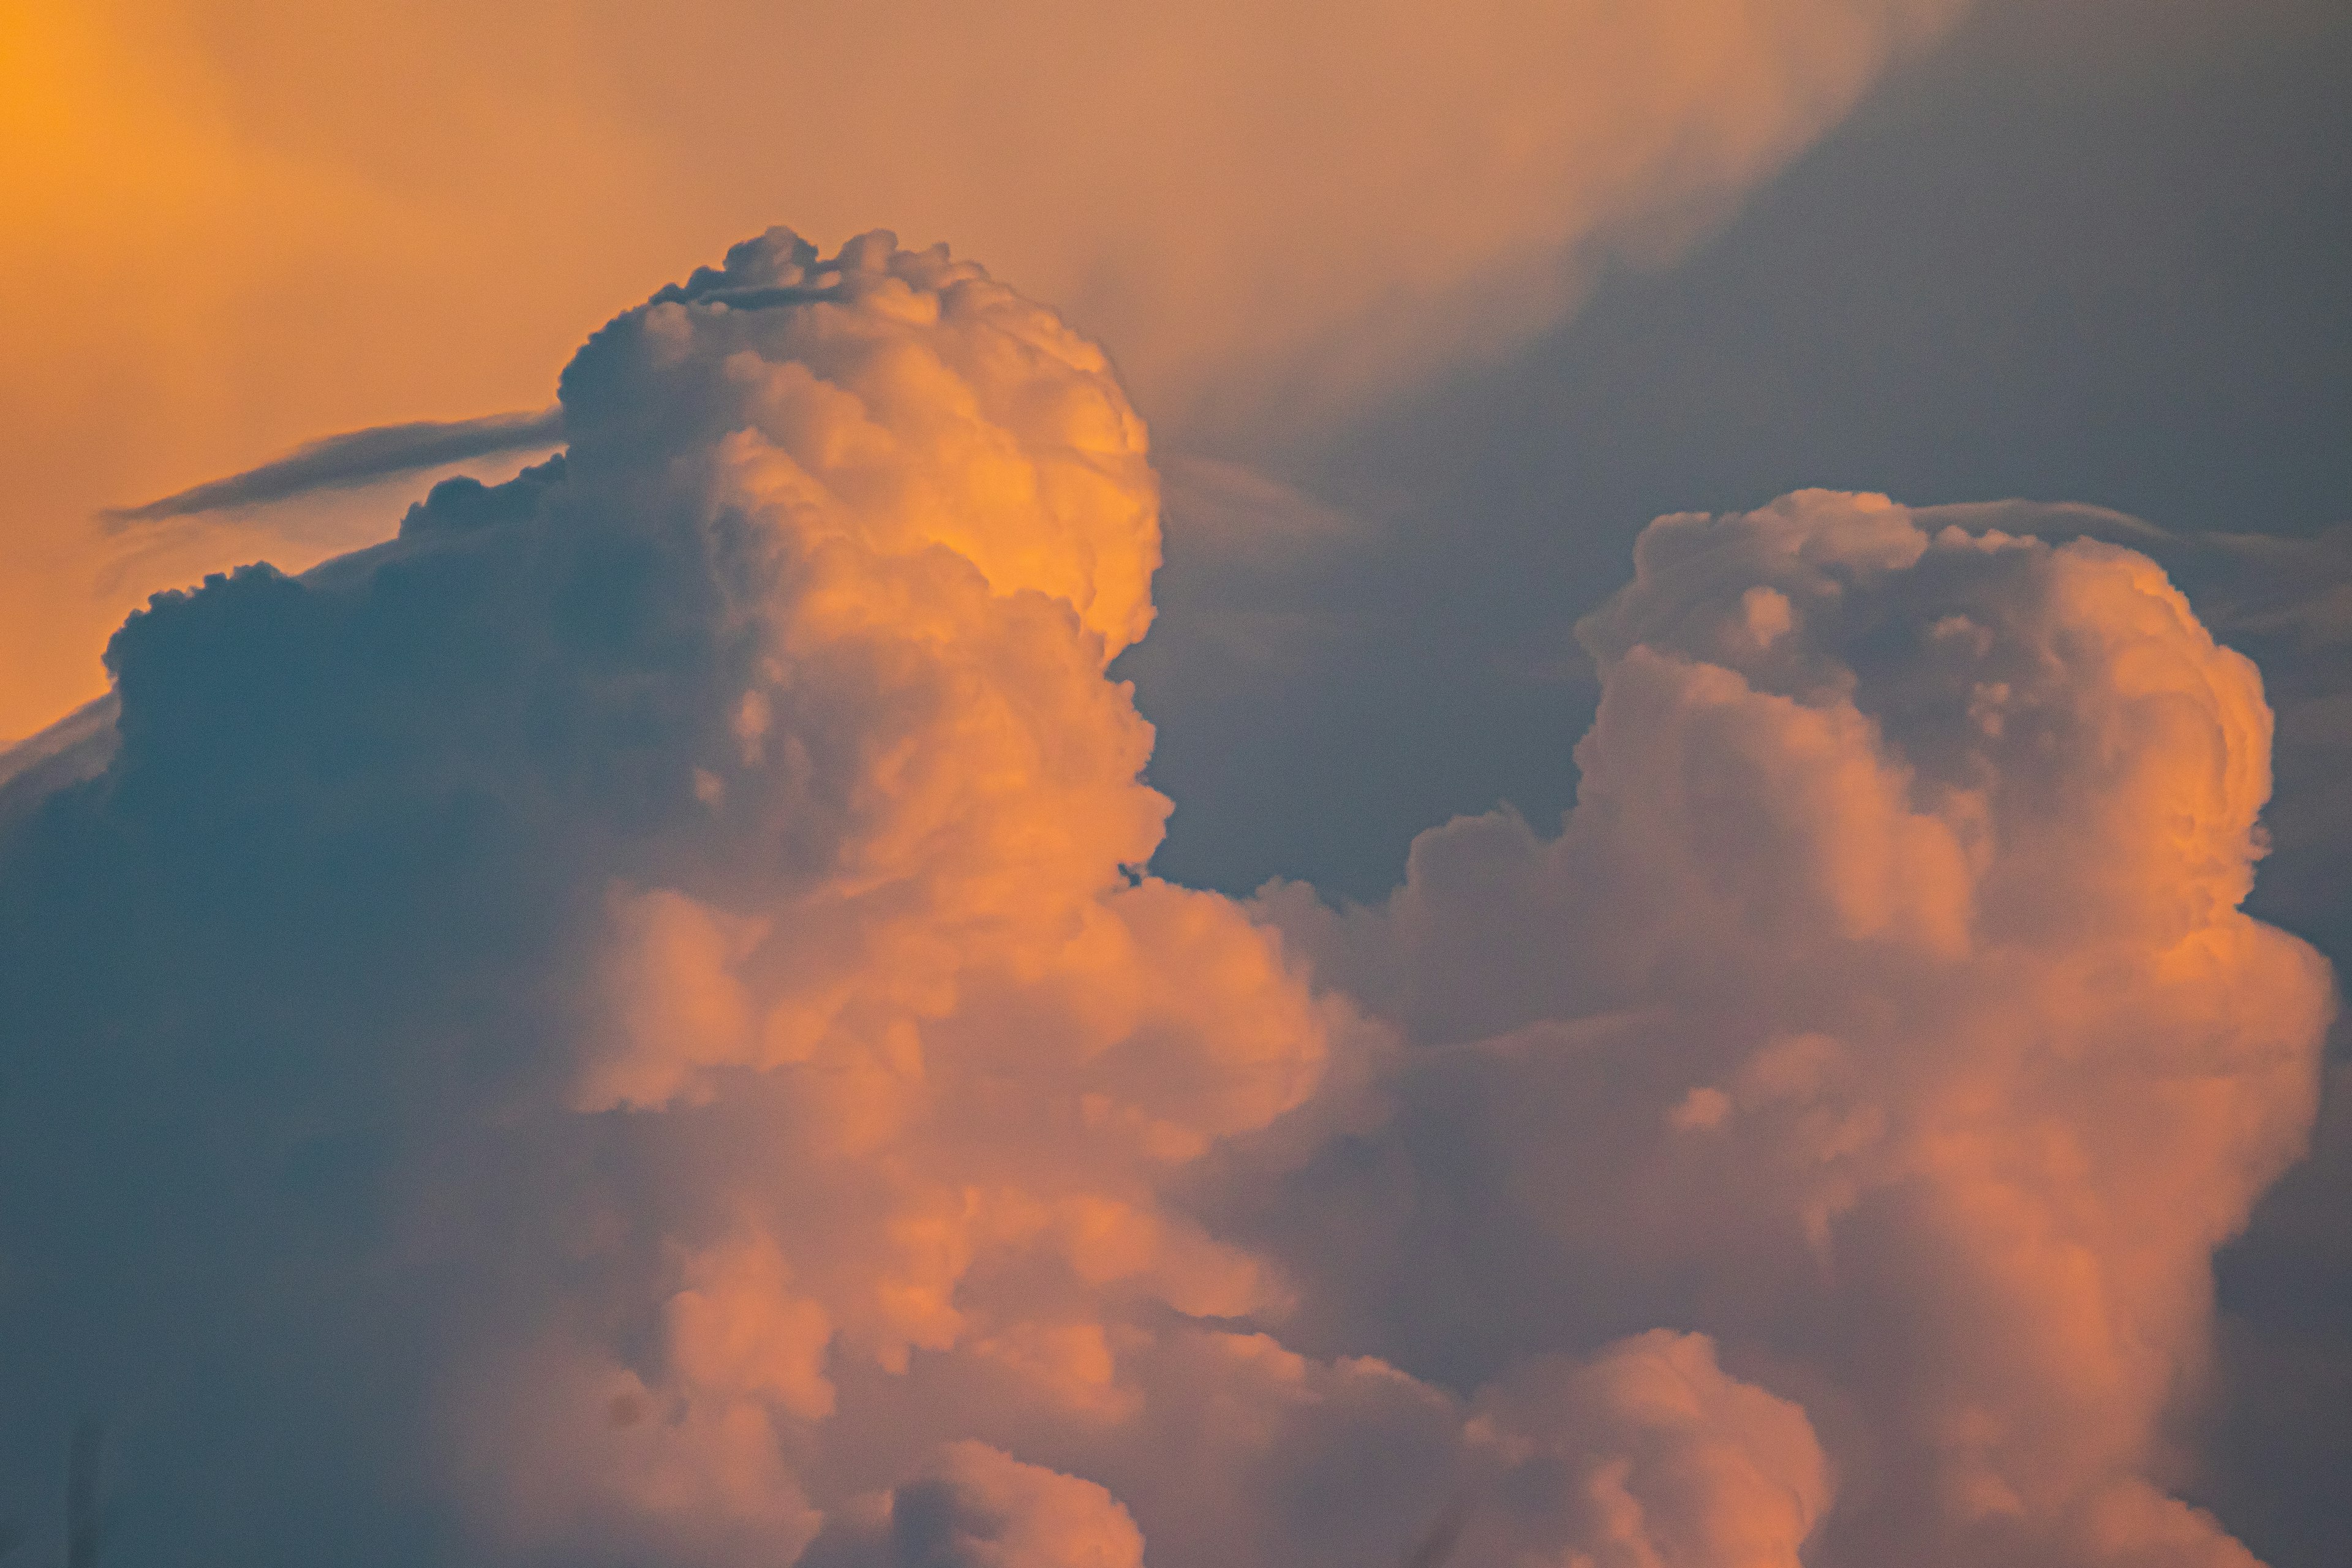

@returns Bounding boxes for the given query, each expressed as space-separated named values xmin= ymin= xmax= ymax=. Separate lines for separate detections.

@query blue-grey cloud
xmin=99 ymin=408 xmax=565 ymax=526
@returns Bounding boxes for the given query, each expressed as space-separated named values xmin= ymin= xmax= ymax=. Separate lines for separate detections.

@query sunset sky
xmin=2 ymin=2 xmax=2348 ymax=1566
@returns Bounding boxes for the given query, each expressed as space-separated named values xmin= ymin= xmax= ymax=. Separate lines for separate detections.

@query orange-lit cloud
xmin=1262 ymin=492 xmax=2334 ymax=1566
xmin=801 ymin=1442 xmax=1145 ymax=1568
xmin=0 ymin=0 xmax=1965 ymax=742
xmin=0 ymin=235 xmax=2330 ymax=1568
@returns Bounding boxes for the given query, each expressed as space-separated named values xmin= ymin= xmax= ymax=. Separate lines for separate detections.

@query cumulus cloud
xmin=1849 ymin=503 xmax=2352 ymax=1566
xmin=1255 ymin=491 xmax=2334 ymax=1567
xmin=0 ymin=241 xmax=2331 ymax=1568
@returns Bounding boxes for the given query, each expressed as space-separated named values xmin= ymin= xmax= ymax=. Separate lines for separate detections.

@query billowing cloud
xmin=1255 ymin=491 xmax=2334 ymax=1566
xmin=0 ymin=242 xmax=2331 ymax=1568
xmin=0 ymin=228 xmax=1316 ymax=1564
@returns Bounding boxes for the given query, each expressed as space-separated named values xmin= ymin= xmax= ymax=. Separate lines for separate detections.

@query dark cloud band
xmin=100 ymin=407 xmax=565 ymax=525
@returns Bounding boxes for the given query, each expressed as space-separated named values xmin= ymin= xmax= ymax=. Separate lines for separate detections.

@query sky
xmin=2 ymin=2 xmax=2348 ymax=1566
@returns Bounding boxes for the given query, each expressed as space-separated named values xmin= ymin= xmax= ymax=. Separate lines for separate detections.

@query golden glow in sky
xmin=0 ymin=0 xmax=1962 ymax=741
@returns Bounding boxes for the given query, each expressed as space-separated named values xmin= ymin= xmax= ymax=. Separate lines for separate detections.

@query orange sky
xmin=0 ymin=0 xmax=1963 ymax=742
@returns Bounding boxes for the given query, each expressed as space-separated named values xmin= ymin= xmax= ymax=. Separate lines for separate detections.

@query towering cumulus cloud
xmin=0 ymin=244 xmax=2329 ymax=1567
xmin=1261 ymin=492 xmax=2335 ymax=1567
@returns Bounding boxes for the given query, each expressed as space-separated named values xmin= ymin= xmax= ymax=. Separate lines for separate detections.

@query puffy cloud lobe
xmin=1460 ymin=1331 xmax=1831 ymax=1568
xmin=800 ymin=1443 xmax=1144 ymax=1568
xmin=1260 ymin=491 xmax=2332 ymax=1567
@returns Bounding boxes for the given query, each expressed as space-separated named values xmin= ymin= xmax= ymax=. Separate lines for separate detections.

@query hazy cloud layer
xmin=0 ymin=239 xmax=2334 ymax=1567
xmin=2 ymin=0 xmax=1967 ymax=739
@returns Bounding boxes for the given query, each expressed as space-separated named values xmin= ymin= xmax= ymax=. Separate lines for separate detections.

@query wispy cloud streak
xmin=100 ymin=408 xmax=564 ymax=525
